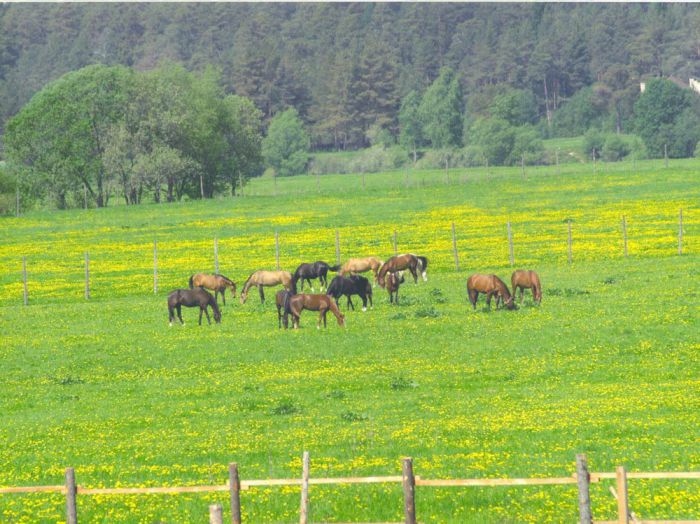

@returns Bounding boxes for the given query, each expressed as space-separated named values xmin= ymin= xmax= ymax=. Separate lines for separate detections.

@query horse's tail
xmin=188 ymin=275 xmax=195 ymax=289
xmin=328 ymin=264 xmax=341 ymax=272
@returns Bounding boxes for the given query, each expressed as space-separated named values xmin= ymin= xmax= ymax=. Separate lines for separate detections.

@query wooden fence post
xmin=275 ymin=231 xmax=280 ymax=271
xmin=214 ymin=238 xmax=219 ymax=274
xmin=507 ymin=222 xmax=514 ymax=267
xmin=622 ymin=216 xmax=628 ymax=258
xmin=521 ymin=154 xmax=525 ymax=179
xmin=229 ymin=463 xmax=241 ymax=524
xmin=83 ymin=184 xmax=88 ymax=210
xmin=153 ymin=240 xmax=158 ymax=294
xmin=335 ymin=230 xmax=341 ymax=266
xmin=555 ymin=148 xmax=560 ymax=175
xmin=445 ymin=158 xmax=449 ymax=185
xmin=568 ymin=221 xmax=573 ymax=265
xmin=664 ymin=143 xmax=668 ymax=168
xmin=209 ymin=504 xmax=223 ymax=524
xmin=84 ymin=252 xmax=90 ymax=300
xmin=22 ymin=256 xmax=28 ymax=306
xmin=678 ymin=208 xmax=683 ymax=255
xmin=616 ymin=466 xmax=629 ymax=524
xmin=65 ymin=467 xmax=77 ymax=524
xmin=575 ymin=454 xmax=592 ymax=524
xmin=239 ymin=173 xmax=243 ymax=197
xmin=273 ymin=174 xmax=278 ymax=197
xmin=404 ymin=170 xmax=409 ymax=189
xmin=16 ymin=186 xmax=20 ymax=217
xmin=299 ymin=451 xmax=310 ymax=524
xmin=451 ymin=222 xmax=459 ymax=271
xmin=362 ymin=172 xmax=366 ymax=190
xmin=401 ymin=457 xmax=416 ymax=524
xmin=593 ymin=149 xmax=597 ymax=175
xmin=393 ymin=230 xmax=398 ymax=256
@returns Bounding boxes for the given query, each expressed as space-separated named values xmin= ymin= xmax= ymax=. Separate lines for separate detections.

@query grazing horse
xmin=511 ymin=270 xmax=542 ymax=305
xmin=466 ymin=274 xmax=515 ymax=310
xmin=292 ymin=261 xmax=340 ymax=292
xmin=326 ymin=275 xmax=373 ymax=311
xmin=167 ymin=288 xmax=221 ymax=326
xmin=339 ymin=257 xmax=383 ymax=285
xmin=288 ymin=294 xmax=346 ymax=329
xmin=386 ymin=271 xmax=405 ymax=304
xmin=189 ymin=273 xmax=236 ymax=305
xmin=240 ymin=270 xmax=294 ymax=304
xmin=377 ymin=254 xmax=419 ymax=287
xmin=275 ymin=289 xmax=294 ymax=329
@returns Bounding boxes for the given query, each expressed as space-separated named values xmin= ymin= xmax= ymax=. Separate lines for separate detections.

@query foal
xmin=275 ymin=289 xmax=294 ymax=329
xmin=511 ymin=270 xmax=542 ymax=304
xmin=167 ymin=288 xmax=222 ymax=326
xmin=386 ymin=271 xmax=405 ymax=304
xmin=288 ymin=294 xmax=346 ymax=329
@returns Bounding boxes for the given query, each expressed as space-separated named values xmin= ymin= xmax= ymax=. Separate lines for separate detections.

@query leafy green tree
xmin=552 ymin=86 xmax=609 ymax=137
xmin=262 ymin=108 xmax=310 ymax=176
xmin=634 ymin=78 xmax=693 ymax=157
xmin=398 ymin=90 xmax=423 ymax=163
xmin=469 ymin=118 xmax=515 ymax=165
xmin=418 ymin=67 xmax=464 ymax=148
xmin=489 ymin=88 xmax=538 ymax=126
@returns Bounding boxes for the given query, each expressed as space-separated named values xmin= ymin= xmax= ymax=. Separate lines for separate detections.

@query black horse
xmin=275 ymin=289 xmax=295 ymax=329
xmin=292 ymin=261 xmax=340 ymax=291
xmin=326 ymin=275 xmax=373 ymax=311
xmin=167 ymin=288 xmax=221 ymax=326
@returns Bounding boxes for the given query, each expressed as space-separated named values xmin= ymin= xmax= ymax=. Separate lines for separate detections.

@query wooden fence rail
xmin=1 ymin=454 xmax=698 ymax=524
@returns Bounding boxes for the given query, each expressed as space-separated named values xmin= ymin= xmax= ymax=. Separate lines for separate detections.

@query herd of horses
xmin=166 ymin=253 xmax=542 ymax=328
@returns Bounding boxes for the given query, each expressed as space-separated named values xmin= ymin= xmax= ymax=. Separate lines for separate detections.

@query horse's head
xmin=228 ymin=281 xmax=237 ymax=297
xmin=214 ymin=308 xmax=222 ymax=323
xmin=337 ymin=313 xmax=346 ymax=327
xmin=240 ymin=290 xmax=248 ymax=304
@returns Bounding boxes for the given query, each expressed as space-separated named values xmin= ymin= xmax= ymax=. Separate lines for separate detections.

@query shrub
xmin=602 ymin=134 xmax=630 ymax=162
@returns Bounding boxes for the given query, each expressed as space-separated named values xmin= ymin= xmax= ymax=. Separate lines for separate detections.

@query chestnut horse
xmin=275 ymin=289 xmax=294 ymax=329
xmin=377 ymin=254 xmax=419 ymax=287
xmin=189 ymin=273 xmax=236 ymax=305
xmin=511 ymin=270 xmax=542 ymax=304
xmin=240 ymin=270 xmax=294 ymax=304
xmin=339 ymin=257 xmax=383 ymax=285
xmin=288 ymin=294 xmax=346 ymax=329
xmin=466 ymin=274 xmax=515 ymax=310
xmin=167 ymin=288 xmax=221 ymax=326
xmin=386 ymin=271 xmax=405 ymax=304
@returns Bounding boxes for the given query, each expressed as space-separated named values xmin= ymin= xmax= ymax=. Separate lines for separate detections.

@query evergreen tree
xmin=418 ymin=67 xmax=464 ymax=148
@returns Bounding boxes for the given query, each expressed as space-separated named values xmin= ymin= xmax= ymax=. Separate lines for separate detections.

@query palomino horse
xmin=275 ymin=289 xmax=294 ymax=329
xmin=466 ymin=274 xmax=516 ymax=310
xmin=288 ymin=294 xmax=346 ymax=329
xmin=292 ymin=261 xmax=340 ymax=292
xmin=189 ymin=273 xmax=236 ymax=305
xmin=240 ymin=270 xmax=294 ymax=304
xmin=326 ymin=275 xmax=373 ymax=311
xmin=167 ymin=288 xmax=221 ymax=326
xmin=511 ymin=270 xmax=542 ymax=305
xmin=339 ymin=257 xmax=383 ymax=285
xmin=386 ymin=271 xmax=405 ymax=304
xmin=377 ymin=254 xmax=419 ymax=287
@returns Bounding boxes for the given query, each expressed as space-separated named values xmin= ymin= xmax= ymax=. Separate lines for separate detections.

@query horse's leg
xmin=323 ymin=308 xmax=328 ymax=328
xmin=277 ymin=305 xmax=282 ymax=329
xmin=348 ymin=295 xmax=355 ymax=311
xmin=486 ymin=291 xmax=493 ymax=310
xmin=307 ymin=278 xmax=313 ymax=292
xmin=177 ymin=305 xmax=184 ymax=324
xmin=204 ymin=307 xmax=211 ymax=325
xmin=410 ymin=265 xmax=418 ymax=284
xmin=199 ymin=307 xmax=203 ymax=325
xmin=259 ymin=285 xmax=265 ymax=304
xmin=361 ymin=293 xmax=367 ymax=312
xmin=221 ymin=288 xmax=226 ymax=306
xmin=168 ymin=305 xmax=174 ymax=326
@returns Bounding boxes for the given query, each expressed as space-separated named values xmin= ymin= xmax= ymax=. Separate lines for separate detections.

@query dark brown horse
xmin=386 ymin=271 xmax=405 ymax=304
xmin=466 ymin=274 xmax=515 ymax=310
xmin=288 ymin=294 xmax=346 ymax=329
xmin=292 ymin=261 xmax=340 ymax=292
xmin=189 ymin=273 xmax=236 ymax=305
xmin=511 ymin=270 xmax=542 ymax=304
xmin=167 ymin=288 xmax=222 ymax=325
xmin=377 ymin=254 xmax=419 ymax=287
xmin=275 ymin=289 xmax=294 ymax=329
xmin=326 ymin=274 xmax=373 ymax=311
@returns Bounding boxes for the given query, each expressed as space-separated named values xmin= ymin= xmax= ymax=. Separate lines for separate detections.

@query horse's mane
xmin=217 ymin=274 xmax=235 ymax=285
xmin=242 ymin=270 xmax=258 ymax=289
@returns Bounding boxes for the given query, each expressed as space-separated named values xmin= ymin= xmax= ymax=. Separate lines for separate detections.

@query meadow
xmin=0 ymin=159 xmax=699 ymax=523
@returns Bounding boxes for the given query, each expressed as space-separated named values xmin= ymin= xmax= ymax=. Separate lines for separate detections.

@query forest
xmin=2 ymin=2 xmax=700 ymax=209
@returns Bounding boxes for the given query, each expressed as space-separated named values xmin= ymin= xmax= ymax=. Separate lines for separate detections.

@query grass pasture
xmin=1 ymin=160 xmax=699 ymax=522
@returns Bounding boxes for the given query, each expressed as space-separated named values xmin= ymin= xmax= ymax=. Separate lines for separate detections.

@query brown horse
xmin=511 ymin=270 xmax=542 ymax=304
xmin=189 ymin=273 xmax=236 ymax=305
xmin=240 ymin=270 xmax=294 ymax=304
xmin=275 ymin=289 xmax=294 ymax=329
xmin=288 ymin=294 xmax=346 ymax=329
xmin=386 ymin=271 xmax=405 ymax=304
xmin=167 ymin=288 xmax=221 ymax=326
xmin=339 ymin=257 xmax=383 ymax=285
xmin=466 ymin=274 xmax=516 ymax=310
xmin=377 ymin=254 xmax=419 ymax=288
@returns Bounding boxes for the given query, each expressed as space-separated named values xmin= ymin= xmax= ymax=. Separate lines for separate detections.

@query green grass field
xmin=1 ymin=159 xmax=699 ymax=523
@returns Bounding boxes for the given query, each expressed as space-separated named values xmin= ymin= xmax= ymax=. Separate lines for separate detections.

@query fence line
xmin=12 ymin=210 xmax=694 ymax=304
xmin=2 ymin=454 xmax=699 ymax=524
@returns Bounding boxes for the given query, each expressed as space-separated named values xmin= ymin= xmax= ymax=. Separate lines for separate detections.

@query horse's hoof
xmin=362 ymin=307 xmax=367 ymax=312
xmin=169 ymin=322 xmax=172 ymax=327
xmin=316 ymin=326 xmax=320 ymax=330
